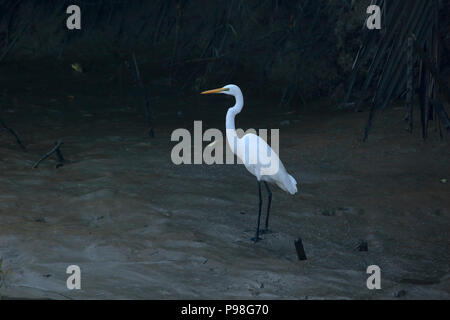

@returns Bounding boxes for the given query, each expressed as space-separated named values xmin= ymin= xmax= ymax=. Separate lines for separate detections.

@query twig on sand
xmin=294 ymin=238 xmax=307 ymax=261
xmin=32 ymin=141 xmax=64 ymax=169
xmin=0 ymin=117 xmax=26 ymax=150
xmin=132 ymin=52 xmax=154 ymax=138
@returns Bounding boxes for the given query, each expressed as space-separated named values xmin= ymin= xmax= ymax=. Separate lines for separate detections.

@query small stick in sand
xmin=357 ymin=240 xmax=368 ymax=252
xmin=32 ymin=141 xmax=65 ymax=169
xmin=294 ymin=238 xmax=307 ymax=261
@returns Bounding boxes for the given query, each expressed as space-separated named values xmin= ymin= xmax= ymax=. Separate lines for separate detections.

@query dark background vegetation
xmin=0 ymin=0 xmax=374 ymax=105
xmin=0 ymin=0 xmax=449 ymax=137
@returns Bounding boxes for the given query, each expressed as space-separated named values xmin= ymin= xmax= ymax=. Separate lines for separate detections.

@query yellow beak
xmin=201 ymin=87 xmax=229 ymax=94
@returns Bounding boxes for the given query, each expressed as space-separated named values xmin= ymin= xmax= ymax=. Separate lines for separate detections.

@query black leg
xmin=261 ymin=181 xmax=272 ymax=233
xmin=252 ymin=181 xmax=263 ymax=242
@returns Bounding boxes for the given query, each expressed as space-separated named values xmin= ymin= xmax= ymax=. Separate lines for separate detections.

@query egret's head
xmin=201 ymin=84 xmax=242 ymax=97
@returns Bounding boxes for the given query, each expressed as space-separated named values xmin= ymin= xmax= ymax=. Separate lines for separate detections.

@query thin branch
xmin=132 ymin=53 xmax=154 ymax=138
xmin=412 ymin=34 xmax=450 ymax=104
xmin=432 ymin=99 xmax=450 ymax=131
xmin=32 ymin=141 xmax=64 ymax=169
xmin=0 ymin=117 xmax=25 ymax=150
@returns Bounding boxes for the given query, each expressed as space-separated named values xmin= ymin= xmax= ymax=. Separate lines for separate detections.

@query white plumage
xmin=202 ymin=84 xmax=298 ymax=241
xmin=236 ymin=132 xmax=298 ymax=195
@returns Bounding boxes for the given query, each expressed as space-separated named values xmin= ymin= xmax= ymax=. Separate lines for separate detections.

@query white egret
xmin=201 ymin=84 xmax=298 ymax=242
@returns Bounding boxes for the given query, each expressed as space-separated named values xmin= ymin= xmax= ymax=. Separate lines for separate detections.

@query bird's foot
xmin=260 ymin=228 xmax=273 ymax=234
xmin=251 ymin=236 xmax=263 ymax=243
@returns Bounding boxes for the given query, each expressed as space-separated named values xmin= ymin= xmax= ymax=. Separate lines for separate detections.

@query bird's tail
xmin=286 ymin=174 xmax=298 ymax=195
xmin=277 ymin=173 xmax=297 ymax=195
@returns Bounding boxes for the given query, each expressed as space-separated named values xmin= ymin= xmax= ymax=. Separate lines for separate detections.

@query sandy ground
xmin=0 ymin=62 xmax=449 ymax=299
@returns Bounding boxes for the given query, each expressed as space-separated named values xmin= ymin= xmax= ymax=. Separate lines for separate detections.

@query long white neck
xmin=225 ymin=92 xmax=244 ymax=151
